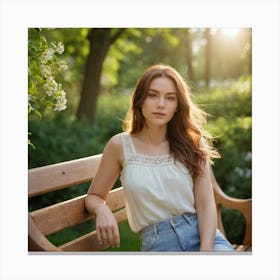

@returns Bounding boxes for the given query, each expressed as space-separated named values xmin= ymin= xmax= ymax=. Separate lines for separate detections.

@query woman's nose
xmin=157 ymin=97 xmax=165 ymax=108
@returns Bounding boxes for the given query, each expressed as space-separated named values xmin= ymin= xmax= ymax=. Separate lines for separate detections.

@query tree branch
xmin=109 ymin=28 xmax=126 ymax=44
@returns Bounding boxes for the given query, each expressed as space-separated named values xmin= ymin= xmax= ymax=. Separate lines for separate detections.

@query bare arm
xmin=194 ymin=161 xmax=217 ymax=252
xmin=85 ymin=134 xmax=123 ymax=248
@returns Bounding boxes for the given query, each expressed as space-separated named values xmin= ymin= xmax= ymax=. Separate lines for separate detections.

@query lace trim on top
xmin=123 ymin=133 xmax=174 ymax=165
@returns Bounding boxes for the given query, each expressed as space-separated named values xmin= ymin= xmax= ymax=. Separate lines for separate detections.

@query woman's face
xmin=141 ymin=76 xmax=178 ymax=128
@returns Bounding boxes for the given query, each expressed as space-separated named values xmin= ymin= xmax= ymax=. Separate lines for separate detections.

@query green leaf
xmin=34 ymin=109 xmax=42 ymax=119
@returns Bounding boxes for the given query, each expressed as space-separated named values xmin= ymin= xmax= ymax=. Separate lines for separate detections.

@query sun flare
xmin=220 ymin=28 xmax=241 ymax=38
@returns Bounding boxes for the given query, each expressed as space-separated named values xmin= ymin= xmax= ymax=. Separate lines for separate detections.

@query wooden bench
xmin=28 ymin=154 xmax=252 ymax=252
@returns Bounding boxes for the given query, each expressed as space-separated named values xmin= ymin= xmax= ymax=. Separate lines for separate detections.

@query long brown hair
xmin=123 ymin=64 xmax=220 ymax=179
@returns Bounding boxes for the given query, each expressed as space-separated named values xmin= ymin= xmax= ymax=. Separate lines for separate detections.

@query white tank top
xmin=120 ymin=132 xmax=196 ymax=232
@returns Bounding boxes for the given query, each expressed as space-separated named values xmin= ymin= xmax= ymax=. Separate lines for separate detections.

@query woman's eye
xmin=167 ymin=96 xmax=176 ymax=101
xmin=148 ymin=93 xmax=157 ymax=98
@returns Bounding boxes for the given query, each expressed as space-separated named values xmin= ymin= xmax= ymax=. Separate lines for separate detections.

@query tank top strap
xmin=121 ymin=132 xmax=136 ymax=160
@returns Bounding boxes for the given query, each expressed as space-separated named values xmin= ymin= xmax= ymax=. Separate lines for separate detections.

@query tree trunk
xmin=76 ymin=28 xmax=125 ymax=122
xmin=185 ymin=29 xmax=193 ymax=81
xmin=204 ymin=28 xmax=212 ymax=89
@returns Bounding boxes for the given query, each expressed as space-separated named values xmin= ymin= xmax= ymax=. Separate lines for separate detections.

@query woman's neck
xmin=140 ymin=125 xmax=168 ymax=146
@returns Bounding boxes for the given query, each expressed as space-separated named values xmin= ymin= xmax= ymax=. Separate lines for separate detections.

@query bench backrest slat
xmin=30 ymin=187 xmax=125 ymax=236
xmin=28 ymin=155 xmax=102 ymax=198
xmin=59 ymin=208 xmax=127 ymax=251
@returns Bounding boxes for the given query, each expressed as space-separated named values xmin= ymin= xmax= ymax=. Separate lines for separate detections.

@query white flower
xmin=245 ymin=169 xmax=251 ymax=178
xmin=234 ymin=167 xmax=244 ymax=177
xmin=234 ymin=166 xmax=251 ymax=178
xmin=41 ymin=48 xmax=55 ymax=63
xmin=54 ymin=90 xmax=67 ymax=111
xmin=58 ymin=61 xmax=68 ymax=71
xmin=40 ymin=64 xmax=52 ymax=78
xmin=55 ymin=42 xmax=64 ymax=55
xmin=244 ymin=152 xmax=252 ymax=161
xmin=60 ymin=90 xmax=66 ymax=97
xmin=45 ymin=48 xmax=54 ymax=60
xmin=43 ymin=77 xmax=59 ymax=96
xmin=54 ymin=102 xmax=67 ymax=111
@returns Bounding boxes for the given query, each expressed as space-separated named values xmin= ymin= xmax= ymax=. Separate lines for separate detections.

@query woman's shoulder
xmin=107 ymin=132 xmax=129 ymax=165
xmin=106 ymin=132 xmax=128 ymax=151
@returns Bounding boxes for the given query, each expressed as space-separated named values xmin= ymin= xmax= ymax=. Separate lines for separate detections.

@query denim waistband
xmin=140 ymin=213 xmax=197 ymax=237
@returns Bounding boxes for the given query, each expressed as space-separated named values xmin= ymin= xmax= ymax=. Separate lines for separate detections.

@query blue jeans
xmin=140 ymin=213 xmax=235 ymax=252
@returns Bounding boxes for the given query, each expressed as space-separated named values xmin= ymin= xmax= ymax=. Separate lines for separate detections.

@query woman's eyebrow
xmin=148 ymin=88 xmax=158 ymax=92
xmin=148 ymin=89 xmax=177 ymax=95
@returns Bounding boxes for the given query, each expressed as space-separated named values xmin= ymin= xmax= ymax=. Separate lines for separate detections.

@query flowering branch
xmin=28 ymin=28 xmax=69 ymax=147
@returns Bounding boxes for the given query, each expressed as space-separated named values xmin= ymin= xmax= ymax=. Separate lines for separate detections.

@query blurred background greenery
xmin=28 ymin=28 xmax=251 ymax=251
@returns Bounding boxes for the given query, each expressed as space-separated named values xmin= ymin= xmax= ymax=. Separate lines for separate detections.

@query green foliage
xmin=47 ymin=219 xmax=95 ymax=246
xmin=195 ymin=75 xmax=252 ymax=199
xmin=31 ymin=28 xmax=252 ymax=121
xmin=194 ymin=75 xmax=252 ymax=244
xmin=211 ymin=115 xmax=251 ymax=244
xmin=28 ymin=182 xmax=91 ymax=212
xmin=194 ymin=75 xmax=252 ymax=119
xmin=221 ymin=206 xmax=246 ymax=244
xmin=28 ymin=93 xmax=129 ymax=168
xmin=28 ymin=116 xmax=103 ymax=168
xmin=28 ymin=28 xmax=68 ymax=115
xmin=212 ymin=117 xmax=251 ymax=196
xmin=102 ymin=30 xmax=142 ymax=92
xmin=28 ymin=28 xmax=69 ymax=147
xmin=116 ymin=28 xmax=188 ymax=91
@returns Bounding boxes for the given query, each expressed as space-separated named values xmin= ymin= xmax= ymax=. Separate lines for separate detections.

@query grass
xmin=47 ymin=220 xmax=140 ymax=251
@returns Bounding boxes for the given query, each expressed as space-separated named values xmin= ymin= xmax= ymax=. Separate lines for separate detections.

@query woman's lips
xmin=152 ymin=112 xmax=166 ymax=116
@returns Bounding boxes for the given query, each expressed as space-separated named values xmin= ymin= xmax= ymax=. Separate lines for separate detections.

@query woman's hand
xmin=94 ymin=204 xmax=120 ymax=248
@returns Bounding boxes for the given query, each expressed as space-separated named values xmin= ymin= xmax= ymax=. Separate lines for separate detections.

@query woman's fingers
xmin=95 ymin=205 xmax=120 ymax=248
xmin=96 ymin=226 xmax=102 ymax=245
xmin=113 ymin=225 xmax=120 ymax=248
xmin=97 ymin=224 xmax=120 ymax=248
xmin=107 ymin=226 xmax=115 ymax=246
xmin=101 ymin=227 xmax=109 ymax=245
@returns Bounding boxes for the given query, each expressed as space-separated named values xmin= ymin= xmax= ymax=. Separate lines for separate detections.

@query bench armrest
xmin=28 ymin=214 xmax=62 ymax=252
xmin=210 ymin=168 xmax=252 ymax=246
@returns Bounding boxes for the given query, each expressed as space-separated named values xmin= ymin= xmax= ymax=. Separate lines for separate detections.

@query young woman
xmin=85 ymin=64 xmax=234 ymax=252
